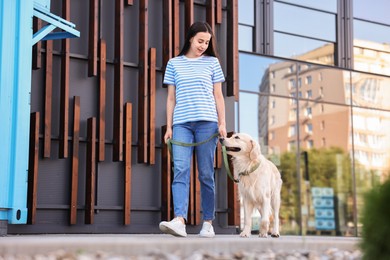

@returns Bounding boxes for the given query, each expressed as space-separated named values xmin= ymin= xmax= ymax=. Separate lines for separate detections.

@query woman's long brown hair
xmin=178 ymin=22 xmax=219 ymax=58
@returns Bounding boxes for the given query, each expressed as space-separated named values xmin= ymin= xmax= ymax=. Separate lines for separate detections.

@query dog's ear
xmin=249 ymin=140 xmax=261 ymax=161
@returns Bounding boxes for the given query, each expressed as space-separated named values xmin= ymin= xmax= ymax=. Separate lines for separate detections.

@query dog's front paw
xmin=271 ymin=233 xmax=280 ymax=238
xmin=259 ymin=232 xmax=268 ymax=238
xmin=239 ymin=231 xmax=251 ymax=238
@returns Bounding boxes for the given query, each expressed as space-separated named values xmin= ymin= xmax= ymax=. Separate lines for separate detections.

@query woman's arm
xmin=164 ymin=85 xmax=176 ymax=143
xmin=214 ymin=82 xmax=227 ymax=138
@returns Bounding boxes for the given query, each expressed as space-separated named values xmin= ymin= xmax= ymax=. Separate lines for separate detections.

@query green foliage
xmin=360 ymin=178 xmax=390 ymax=260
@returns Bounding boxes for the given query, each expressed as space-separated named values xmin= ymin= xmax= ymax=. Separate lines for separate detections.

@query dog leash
xmin=221 ymin=145 xmax=239 ymax=183
xmin=166 ymin=133 xmax=238 ymax=183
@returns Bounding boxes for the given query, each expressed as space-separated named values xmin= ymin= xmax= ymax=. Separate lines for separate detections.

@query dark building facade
xmin=7 ymin=0 xmax=390 ymax=237
xmin=9 ymin=0 xmax=240 ymax=234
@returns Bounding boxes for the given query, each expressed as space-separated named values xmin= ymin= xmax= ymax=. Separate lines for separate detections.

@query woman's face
xmin=187 ymin=32 xmax=211 ymax=58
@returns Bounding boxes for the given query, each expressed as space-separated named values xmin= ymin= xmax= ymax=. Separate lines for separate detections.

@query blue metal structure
xmin=0 ymin=0 xmax=79 ymax=233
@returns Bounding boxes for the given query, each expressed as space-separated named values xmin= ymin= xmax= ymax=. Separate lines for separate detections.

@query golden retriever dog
xmin=220 ymin=133 xmax=282 ymax=238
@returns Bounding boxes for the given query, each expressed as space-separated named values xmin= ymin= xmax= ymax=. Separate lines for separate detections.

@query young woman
xmin=159 ymin=22 xmax=226 ymax=237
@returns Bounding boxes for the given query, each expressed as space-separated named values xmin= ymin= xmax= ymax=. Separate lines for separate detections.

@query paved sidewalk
xmin=0 ymin=234 xmax=361 ymax=258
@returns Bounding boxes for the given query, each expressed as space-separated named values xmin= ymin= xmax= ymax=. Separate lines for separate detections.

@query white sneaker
xmin=159 ymin=218 xmax=187 ymax=237
xmin=199 ymin=222 xmax=215 ymax=238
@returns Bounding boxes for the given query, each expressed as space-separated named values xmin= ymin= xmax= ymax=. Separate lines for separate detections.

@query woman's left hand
xmin=218 ymin=124 xmax=227 ymax=138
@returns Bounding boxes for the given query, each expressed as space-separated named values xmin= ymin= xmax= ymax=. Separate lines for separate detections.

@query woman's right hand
xmin=164 ymin=127 xmax=173 ymax=143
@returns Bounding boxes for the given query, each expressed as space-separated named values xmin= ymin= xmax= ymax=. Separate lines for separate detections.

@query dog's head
xmin=220 ymin=133 xmax=261 ymax=179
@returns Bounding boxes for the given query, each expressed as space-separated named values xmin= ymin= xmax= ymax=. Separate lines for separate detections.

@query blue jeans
xmin=172 ymin=121 xmax=218 ymax=222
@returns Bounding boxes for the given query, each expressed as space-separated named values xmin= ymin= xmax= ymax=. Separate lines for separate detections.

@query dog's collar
xmin=238 ymin=161 xmax=261 ymax=177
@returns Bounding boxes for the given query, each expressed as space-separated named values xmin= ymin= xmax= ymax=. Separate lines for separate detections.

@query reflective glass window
xmin=277 ymin=0 xmax=337 ymax=13
xmin=274 ymin=2 xmax=336 ymax=65
xmin=297 ymin=63 xmax=350 ymax=105
xmin=274 ymin=2 xmax=336 ymax=41
xmin=239 ymin=53 xmax=291 ymax=95
xmin=354 ymin=20 xmax=390 ymax=45
xmin=353 ymin=20 xmax=390 ymax=76
xmin=239 ymin=25 xmax=253 ymax=52
xmin=238 ymin=0 xmax=255 ymax=26
xmin=298 ymin=101 xmax=354 ymax=235
xmin=239 ymin=92 xmax=259 ymax=139
xmin=274 ymin=33 xmax=335 ymax=65
xmin=354 ymin=0 xmax=390 ymax=25
xmin=349 ymin=72 xmax=390 ymax=110
xmin=352 ymin=107 xmax=390 ymax=236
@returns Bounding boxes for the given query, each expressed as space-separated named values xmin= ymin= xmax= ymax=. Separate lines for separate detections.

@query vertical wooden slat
xmin=227 ymin=0 xmax=239 ymax=101
xmin=215 ymin=142 xmax=222 ymax=169
xmin=227 ymin=132 xmax=240 ymax=225
xmin=148 ymin=48 xmax=156 ymax=165
xmin=163 ymin=0 xmax=172 ymax=68
xmin=185 ymin=0 xmax=194 ymax=35
xmin=173 ymin=0 xmax=180 ymax=56
xmin=70 ymin=96 xmax=80 ymax=225
xmin=27 ymin=112 xmax=39 ymax=224
xmin=207 ymin=0 xmax=215 ymax=31
xmin=227 ymin=172 xmax=240 ymax=226
xmin=85 ymin=117 xmax=96 ymax=224
xmin=161 ymin=125 xmax=172 ymax=221
xmin=124 ymin=103 xmax=132 ymax=225
xmin=32 ymin=18 xmax=42 ymax=70
xmin=187 ymin=156 xmax=201 ymax=225
xmin=194 ymin=161 xmax=201 ymax=225
xmin=138 ymin=0 xmax=148 ymax=163
xmin=216 ymin=0 xmax=222 ymax=24
xmin=88 ymin=0 xmax=99 ymax=77
xmin=43 ymin=40 xmax=53 ymax=158
xmin=59 ymin=0 xmax=70 ymax=159
xmin=187 ymin=155 xmax=195 ymax=224
xmin=113 ymin=0 xmax=124 ymax=161
xmin=98 ymin=39 xmax=106 ymax=161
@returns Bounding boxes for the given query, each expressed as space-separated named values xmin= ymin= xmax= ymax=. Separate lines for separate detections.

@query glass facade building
xmin=238 ymin=0 xmax=390 ymax=236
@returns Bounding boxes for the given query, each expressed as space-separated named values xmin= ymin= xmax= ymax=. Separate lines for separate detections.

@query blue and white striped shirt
xmin=163 ymin=55 xmax=225 ymax=125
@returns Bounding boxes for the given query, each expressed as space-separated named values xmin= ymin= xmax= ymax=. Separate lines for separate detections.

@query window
xmin=238 ymin=1 xmax=255 ymax=52
xmin=289 ymin=109 xmax=297 ymax=120
xmin=306 ymin=107 xmax=312 ymax=116
xmin=289 ymin=79 xmax=296 ymax=89
xmin=306 ymin=76 xmax=312 ymax=85
xmin=307 ymin=140 xmax=314 ymax=149
xmin=320 ymin=120 xmax=325 ymax=130
xmin=288 ymin=140 xmax=296 ymax=151
xmin=290 ymin=97 xmax=297 ymax=105
xmin=322 ymin=137 xmax=326 ymax=147
xmin=289 ymin=124 xmax=296 ymax=137
xmin=271 ymin=115 xmax=276 ymax=125
xmin=273 ymin=1 xmax=336 ymax=65
xmin=306 ymin=123 xmax=313 ymax=133
xmin=353 ymin=2 xmax=390 ymax=76
xmin=239 ymin=25 xmax=253 ymax=52
xmin=270 ymin=131 xmax=275 ymax=140
xmin=354 ymin=0 xmax=390 ymax=24
xmin=271 ymin=84 xmax=276 ymax=93
xmin=306 ymin=90 xmax=312 ymax=98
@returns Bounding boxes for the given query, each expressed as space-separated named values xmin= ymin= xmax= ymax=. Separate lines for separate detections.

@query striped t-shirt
xmin=163 ymin=55 xmax=225 ymax=126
